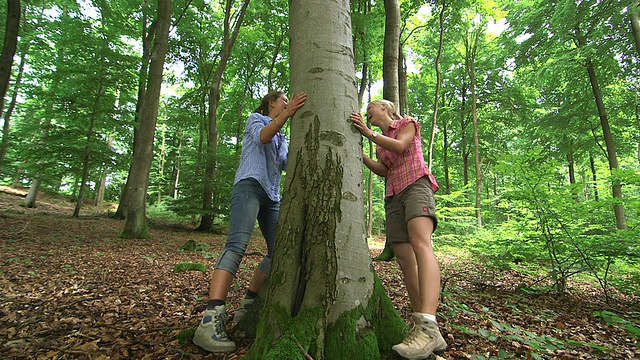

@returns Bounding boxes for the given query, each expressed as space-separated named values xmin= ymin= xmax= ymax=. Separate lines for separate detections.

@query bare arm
xmin=363 ymin=153 xmax=388 ymax=177
xmin=349 ymin=112 xmax=415 ymax=154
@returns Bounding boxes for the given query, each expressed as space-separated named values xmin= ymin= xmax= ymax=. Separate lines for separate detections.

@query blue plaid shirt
xmin=234 ymin=112 xmax=288 ymax=202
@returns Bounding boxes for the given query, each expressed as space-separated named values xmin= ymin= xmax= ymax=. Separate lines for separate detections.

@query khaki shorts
xmin=385 ymin=176 xmax=437 ymax=243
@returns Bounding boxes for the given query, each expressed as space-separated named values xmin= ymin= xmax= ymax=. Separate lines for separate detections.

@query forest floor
xmin=0 ymin=186 xmax=638 ymax=360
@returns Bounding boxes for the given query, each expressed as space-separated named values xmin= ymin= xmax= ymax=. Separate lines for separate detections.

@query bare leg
xmin=208 ymin=269 xmax=234 ymax=300
xmin=407 ymin=216 xmax=440 ymax=315
xmin=247 ymin=268 xmax=268 ymax=294
xmin=392 ymin=242 xmax=421 ymax=311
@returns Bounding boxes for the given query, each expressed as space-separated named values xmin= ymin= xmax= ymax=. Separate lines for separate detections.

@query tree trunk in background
xmin=168 ymin=134 xmax=182 ymax=199
xmin=589 ymin=152 xmax=599 ymax=202
xmin=122 ymin=0 xmax=171 ymax=239
xmin=576 ymin=31 xmax=627 ymax=230
xmin=197 ymin=0 xmax=250 ymax=231
xmin=631 ymin=0 xmax=640 ymax=57
xmin=382 ymin=0 xmax=400 ymax=107
xmin=443 ymin=112 xmax=450 ymax=194
xmin=73 ymin=82 xmax=103 ymax=217
xmin=157 ymin=125 xmax=166 ymax=204
xmin=94 ymin=129 xmax=112 ymax=206
xmin=246 ymin=1 xmax=405 ymax=358
xmin=114 ymin=0 xmax=154 ymax=220
xmin=428 ymin=0 xmax=446 ymax=170
xmin=376 ymin=0 xmax=401 ymax=261
xmin=0 ymin=0 xmax=21 ymax=172
xmin=24 ymin=117 xmax=51 ymax=208
xmin=469 ymin=28 xmax=483 ymax=227
xmin=0 ymin=0 xmax=20 ymax=120
xmin=0 ymin=44 xmax=25 ymax=172
xmin=460 ymin=46 xmax=470 ymax=204
xmin=352 ymin=5 xmax=372 ymax=238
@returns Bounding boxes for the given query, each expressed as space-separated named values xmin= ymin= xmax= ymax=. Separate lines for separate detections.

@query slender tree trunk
xmin=24 ymin=117 xmax=51 ymax=209
xmin=460 ymin=49 xmax=470 ymax=203
xmin=198 ymin=0 xmax=250 ymax=231
xmin=73 ymin=83 xmax=102 ymax=217
xmin=589 ymin=152 xmax=599 ymax=202
xmin=636 ymin=91 xmax=640 ymax=164
xmin=576 ymin=31 xmax=627 ymax=230
xmin=122 ymin=0 xmax=171 ymax=238
xmin=246 ymin=2 xmax=404 ymax=357
xmin=443 ymin=111 xmax=450 ymax=194
xmin=376 ymin=0 xmax=401 ymax=261
xmin=267 ymin=33 xmax=284 ymax=91
xmin=428 ymin=0 xmax=446 ymax=170
xmin=382 ymin=0 xmax=400 ymax=107
xmin=157 ymin=125 xmax=166 ymax=204
xmin=0 ymin=0 xmax=21 ymax=171
xmin=631 ymin=0 xmax=640 ymax=56
xmin=469 ymin=29 xmax=483 ymax=227
xmin=0 ymin=48 xmax=26 ymax=173
xmin=168 ymin=133 xmax=182 ymax=199
xmin=567 ymin=152 xmax=575 ymax=184
xmin=398 ymin=48 xmax=409 ymax=115
xmin=0 ymin=0 xmax=20 ymax=119
xmin=95 ymin=102 xmax=117 ymax=207
xmin=94 ymin=134 xmax=110 ymax=207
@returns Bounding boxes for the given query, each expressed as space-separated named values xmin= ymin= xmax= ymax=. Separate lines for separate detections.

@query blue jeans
xmin=215 ymin=178 xmax=279 ymax=276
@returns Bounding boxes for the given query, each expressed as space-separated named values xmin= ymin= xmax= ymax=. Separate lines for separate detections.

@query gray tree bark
xmin=122 ymin=0 xmax=171 ymax=238
xmin=245 ymin=1 xmax=404 ymax=358
xmin=197 ymin=0 xmax=250 ymax=231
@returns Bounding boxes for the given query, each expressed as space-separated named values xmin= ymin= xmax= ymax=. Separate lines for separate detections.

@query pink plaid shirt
xmin=377 ymin=117 xmax=439 ymax=197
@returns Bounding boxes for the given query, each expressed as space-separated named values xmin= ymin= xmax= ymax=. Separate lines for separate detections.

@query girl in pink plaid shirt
xmin=351 ymin=99 xmax=447 ymax=360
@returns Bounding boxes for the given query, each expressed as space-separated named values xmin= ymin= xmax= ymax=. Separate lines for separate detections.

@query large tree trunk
xmin=245 ymin=1 xmax=404 ymax=358
xmin=197 ymin=0 xmax=250 ymax=231
xmin=122 ymin=0 xmax=171 ymax=238
xmin=114 ymin=0 xmax=155 ymax=220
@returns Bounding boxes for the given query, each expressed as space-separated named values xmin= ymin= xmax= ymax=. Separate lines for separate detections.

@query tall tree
xmin=122 ymin=0 xmax=171 ymax=238
xmin=428 ymin=0 xmax=446 ymax=170
xmin=0 ymin=0 xmax=20 ymax=120
xmin=197 ymin=0 xmax=250 ymax=231
xmin=0 ymin=0 xmax=21 ymax=172
xmin=632 ymin=0 xmax=640 ymax=57
xmin=375 ymin=0 xmax=401 ymax=261
xmin=246 ymin=0 xmax=404 ymax=358
xmin=114 ymin=0 xmax=157 ymax=220
xmin=504 ymin=0 xmax=629 ymax=229
xmin=467 ymin=26 xmax=484 ymax=227
xmin=383 ymin=0 xmax=400 ymax=106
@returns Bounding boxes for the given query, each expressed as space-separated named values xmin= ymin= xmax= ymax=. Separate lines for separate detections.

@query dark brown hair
xmin=254 ymin=91 xmax=285 ymax=115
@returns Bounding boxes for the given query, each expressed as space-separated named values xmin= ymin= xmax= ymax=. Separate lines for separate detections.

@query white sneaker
xmin=193 ymin=304 xmax=236 ymax=352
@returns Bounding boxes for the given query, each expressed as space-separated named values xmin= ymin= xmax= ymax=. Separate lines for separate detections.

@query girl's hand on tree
xmin=350 ymin=112 xmax=371 ymax=136
xmin=285 ymin=92 xmax=307 ymax=118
